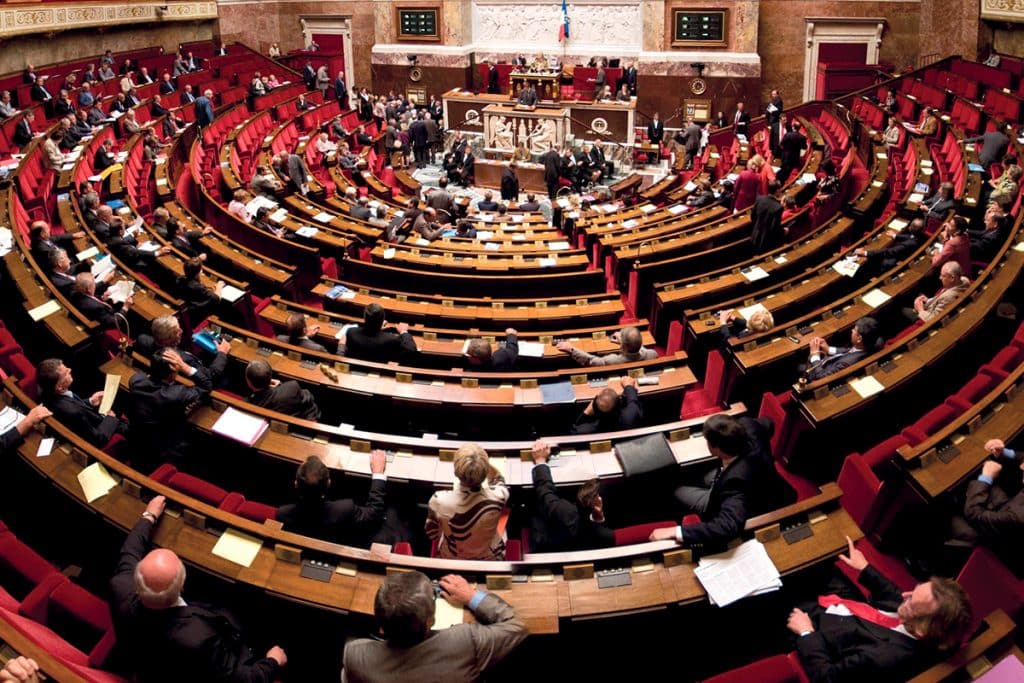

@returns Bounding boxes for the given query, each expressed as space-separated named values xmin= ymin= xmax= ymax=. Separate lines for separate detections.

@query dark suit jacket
xmin=486 ymin=332 xmax=518 ymax=371
xmin=274 ymin=334 xmax=328 ymax=353
xmin=109 ymin=518 xmax=280 ymax=683
xmin=963 ymin=472 xmax=1024 ymax=571
xmin=571 ymin=385 xmax=643 ymax=434
xmin=0 ymin=425 xmax=24 ymax=453
xmin=72 ymin=292 xmax=123 ymax=329
xmin=159 ymin=81 xmax=176 ymax=94
xmin=529 ymin=463 xmax=614 ymax=552
xmin=195 ymin=96 xmax=214 ymax=127
xmin=107 ymin=235 xmax=156 ymax=270
xmin=250 ymin=380 xmax=321 ymax=421
xmin=797 ymin=566 xmax=935 ymax=683
xmin=478 ymin=200 xmax=499 ymax=212
xmin=679 ymin=417 xmax=796 ymax=552
xmin=780 ymin=130 xmax=807 ymax=167
xmin=541 ymin=150 xmax=561 ymax=184
xmin=44 ymin=392 xmax=124 ymax=448
xmin=734 ymin=111 xmax=751 ymax=136
xmin=751 ymin=194 xmax=784 ymax=253
xmin=647 ymin=120 xmax=664 ymax=145
xmin=487 ymin=67 xmax=500 ymax=94
xmin=345 ymin=326 xmax=418 ymax=363
xmin=276 ymin=478 xmax=386 ymax=545
xmin=500 ymin=168 xmax=519 ymax=201
xmin=125 ymin=373 xmax=202 ymax=464
xmin=12 ymin=119 xmax=33 ymax=147
xmin=805 ymin=347 xmax=867 ymax=382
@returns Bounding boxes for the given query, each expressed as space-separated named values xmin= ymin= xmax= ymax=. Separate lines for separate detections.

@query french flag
xmin=558 ymin=0 xmax=570 ymax=42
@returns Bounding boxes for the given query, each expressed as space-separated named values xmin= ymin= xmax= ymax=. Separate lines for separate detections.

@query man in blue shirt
xmin=952 ymin=438 xmax=1023 ymax=573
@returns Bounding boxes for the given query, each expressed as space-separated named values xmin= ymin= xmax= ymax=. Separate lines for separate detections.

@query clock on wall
xmin=690 ymin=77 xmax=707 ymax=95
xmin=409 ymin=66 xmax=423 ymax=82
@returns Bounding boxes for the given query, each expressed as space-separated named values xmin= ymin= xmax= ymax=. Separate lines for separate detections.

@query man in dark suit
xmin=653 ymin=413 xmax=796 ymax=552
xmin=803 ymin=317 xmax=880 ymax=382
xmin=425 ymin=176 xmax=456 ymax=217
xmin=350 ymin=196 xmax=373 ymax=220
xmin=646 ymin=112 xmax=664 ymax=164
xmin=275 ymin=312 xmax=328 ymax=352
xmin=962 ymin=123 xmax=1011 ymax=172
xmin=855 ymin=218 xmax=926 ymax=274
xmin=109 ymin=495 xmax=287 ymax=682
xmin=486 ymin=61 xmax=500 ymax=94
xmin=29 ymin=221 xmax=85 ymax=273
xmin=786 ymin=537 xmax=972 ymax=683
xmin=277 ymin=454 xmax=398 ymax=546
xmin=952 ymin=438 xmax=1024 ymax=573
xmin=30 ymin=77 xmax=53 ymax=104
xmin=466 ymin=329 xmax=518 ymax=371
xmin=106 ymin=218 xmax=169 ymax=270
xmin=0 ymin=405 xmax=51 ymax=454
xmin=540 ymin=145 xmax=561 ymax=199
xmin=125 ymin=354 xmax=204 ymax=467
xmin=48 ymin=249 xmax=80 ymax=296
xmin=619 ymin=62 xmax=638 ymax=96
xmin=246 ymin=359 xmax=320 ymax=421
xmin=159 ymin=73 xmax=176 ymax=95
xmin=334 ymin=71 xmax=348 ymax=108
xmin=571 ymin=376 xmax=643 ymax=434
xmin=138 ymin=314 xmax=230 ymax=393
xmin=767 ymin=89 xmax=784 ymax=155
xmin=37 ymin=358 xmax=126 ymax=448
xmin=70 ymin=273 xmax=129 ymax=330
xmin=456 ymin=148 xmax=475 ymax=186
xmin=194 ymin=88 xmax=215 ymax=128
xmin=519 ymin=193 xmax=541 ymax=212
xmin=500 ymin=162 xmax=519 ymax=201
xmin=180 ymin=85 xmax=196 ymax=104
xmin=733 ymin=102 xmax=751 ymax=138
xmin=302 ymin=61 xmax=316 ymax=90
xmin=409 ymin=115 xmax=429 ymax=167
xmin=778 ymin=120 xmax=807 ymax=183
xmin=751 ymin=179 xmax=785 ymax=254
xmin=11 ymin=109 xmax=36 ymax=148
xmin=681 ymin=116 xmax=702 ymax=170
xmin=341 ymin=303 xmax=418 ymax=363
xmin=529 ymin=440 xmax=614 ymax=552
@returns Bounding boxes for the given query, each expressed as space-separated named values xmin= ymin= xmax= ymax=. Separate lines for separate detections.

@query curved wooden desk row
xmin=3 ymin=379 xmax=861 ymax=633
xmin=897 ymin=359 xmax=1024 ymax=499
xmin=795 ymin=224 xmax=1024 ymax=425
xmin=258 ymin=300 xmax=654 ymax=368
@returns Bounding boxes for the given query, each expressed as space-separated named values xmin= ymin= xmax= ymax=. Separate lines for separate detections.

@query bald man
xmin=109 ymin=496 xmax=286 ymax=682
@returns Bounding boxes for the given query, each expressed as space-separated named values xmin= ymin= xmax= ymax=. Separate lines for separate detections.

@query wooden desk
xmin=475 ymin=159 xmax=547 ymax=194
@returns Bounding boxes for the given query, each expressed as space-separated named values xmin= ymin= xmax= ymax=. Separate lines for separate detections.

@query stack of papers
xmin=312 ymin=212 xmax=333 ymax=223
xmin=92 ymin=254 xmax=116 ymax=280
xmin=212 ymin=529 xmax=262 ymax=568
xmin=269 ymin=208 xmax=288 ymax=223
xmin=668 ymin=204 xmax=687 ymax=215
xmin=548 ymin=241 xmax=570 ymax=251
xmin=28 ymin=300 xmax=61 ymax=322
xmin=295 ymin=226 xmax=319 ymax=238
xmin=107 ymin=280 xmax=135 ymax=304
xmin=211 ymin=407 xmax=269 ymax=446
xmin=741 ymin=266 xmax=769 ymax=282
xmin=694 ymin=539 xmax=782 ymax=607
xmin=219 ymin=284 xmax=246 ymax=303
xmin=517 ymin=341 xmax=546 ymax=358
xmin=832 ymin=257 xmax=860 ymax=278
xmin=78 ymin=462 xmax=118 ymax=503
xmin=0 ymin=406 xmax=25 ymax=434
xmin=537 ymin=257 xmax=556 ymax=267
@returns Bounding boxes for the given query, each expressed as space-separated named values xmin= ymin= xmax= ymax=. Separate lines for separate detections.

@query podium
xmin=510 ymin=72 xmax=560 ymax=102
xmin=483 ymin=104 xmax=568 ymax=154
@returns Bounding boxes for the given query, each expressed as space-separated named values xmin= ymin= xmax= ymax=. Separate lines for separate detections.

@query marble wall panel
xmin=638 ymin=74 xmax=760 ymax=124
xmin=372 ymin=63 xmax=471 ymax=101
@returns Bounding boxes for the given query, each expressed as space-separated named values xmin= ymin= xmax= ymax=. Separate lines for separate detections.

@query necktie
xmin=818 ymin=594 xmax=902 ymax=629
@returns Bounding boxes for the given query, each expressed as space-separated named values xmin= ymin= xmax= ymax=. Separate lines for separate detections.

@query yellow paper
xmin=335 ymin=563 xmax=357 ymax=577
xmin=631 ymin=561 xmax=656 ymax=574
xmin=432 ymin=598 xmax=465 ymax=630
xmin=98 ymin=374 xmax=120 ymax=415
xmin=28 ymin=300 xmax=61 ymax=322
xmin=78 ymin=462 xmax=117 ymax=503
xmin=211 ymin=529 xmax=262 ymax=568
xmin=849 ymin=375 xmax=885 ymax=398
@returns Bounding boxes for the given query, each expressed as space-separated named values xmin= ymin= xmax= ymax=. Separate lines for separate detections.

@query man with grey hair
xmin=110 ymin=495 xmax=287 ymax=682
xmin=905 ymin=261 xmax=970 ymax=323
xmin=556 ymin=326 xmax=656 ymax=366
xmin=341 ymin=570 xmax=526 ymax=682
xmin=140 ymin=314 xmax=230 ymax=392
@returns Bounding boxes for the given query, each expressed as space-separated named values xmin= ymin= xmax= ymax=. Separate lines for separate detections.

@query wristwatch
xmin=142 ymin=511 xmax=157 ymax=522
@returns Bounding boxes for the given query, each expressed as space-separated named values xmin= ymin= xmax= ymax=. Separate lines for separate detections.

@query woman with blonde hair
xmin=425 ymin=444 xmax=509 ymax=560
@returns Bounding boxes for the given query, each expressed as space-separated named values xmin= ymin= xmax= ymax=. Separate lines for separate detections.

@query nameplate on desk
xmin=564 ymin=563 xmax=594 ymax=581
xmin=350 ymin=439 xmax=371 ymax=453
xmin=596 ymin=568 xmax=632 ymax=589
xmin=589 ymin=440 xmax=612 ymax=453
xmin=438 ymin=449 xmax=456 ymax=462
xmin=520 ymin=378 xmax=538 ymax=389
xmin=781 ymin=523 xmax=814 ymax=544
xmin=461 ymin=377 xmax=479 ymax=388
xmin=570 ymin=374 xmax=588 ymax=385
xmin=668 ymin=428 xmax=691 ymax=442
xmin=275 ymin=544 xmax=302 ymax=564
xmin=486 ymin=575 xmax=512 ymax=590
xmin=269 ymin=420 xmax=288 ymax=434
xmin=663 ymin=548 xmax=693 ymax=567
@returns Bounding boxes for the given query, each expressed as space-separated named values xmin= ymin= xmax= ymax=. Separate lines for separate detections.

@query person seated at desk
xmin=883 ymin=116 xmax=902 ymax=147
xmin=71 ymin=272 xmax=131 ymax=331
xmin=855 ymin=217 xmax=926 ymax=274
xmin=718 ymin=308 xmax=775 ymax=343
xmin=570 ymin=376 xmax=642 ymax=434
xmin=252 ymin=206 xmax=287 ymax=239
xmin=970 ymin=201 xmax=1012 ymax=262
xmin=106 ymin=217 xmax=169 ymax=270
xmin=465 ymin=329 xmax=518 ymax=371
xmin=94 ymin=137 xmax=118 ymax=173
xmin=341 ymin=571 xmax=526 ymax=682
xmin=477 ymin=190 xmax=499 ymax=212
xmin=949 ymin=438 xmax=1024 ymax=574
xmin=41 ymin=130 xmax=64 ymax=171
xmin=246 ymin=359 xmax=320 ymax=422
xmin=987 ymin=163 xmax=1021 ymax=206
xmin=108 ymin=496 xmax=287 ymax=682
xmin=557 ymin=326 xmax=656 ymax=366
xmin=37 ymin=357 xmax=127 ymax=448
xmin=137 ymin=314 xmax=229 ymax=392
xmin=339 ymin=303 xmax=418 ymax=363
xmin=166 ymin=218 xmax=212 ymax=258
xmin=227 ymin=188 xmax=252 ymax=223
xmin=454 ymin=220 xmax=477 ymax=238
xmin=530 ymin=52 xmax=548 ymax=72
xmin=0 ymin=90 xmax=18 ymax=120
xmin=512 ymin=140 xmax=532 ymax=162
xmin=29 ymin=221 xmax=86 ymax=273
xmin=413 ymin=206 xmax=447 ymax=241
xmin=921 ymin=181 xmax=956 ymax=220
xmin=906 ymin=106 xmax=939 ymax=137
xmin=49 ymin=249 xmax=82 ymax=297
xmin=337 ymin=142 xmax=359 ymax=171
xmin=801 ymin=316 xmax=881 ymax=383
xmin=277 ymin=312 xmax=327 ymax=352
xmin=651 ymin=414 xmax=796 ymax=552
xmin=175 ymin=257 xmax=223 ymax=318
xmin=0 ymin=404 xmax=51 ymax=454
xmin=529 ymin=440 xmax=615 ymax=552
xmin=315 ymin=131 xmax=337 ymax=155
xmin=125 ymin=354 xmax=205 ymax=466
xmin=426 ymin=444 xmax=510 ymax=560
xmin=519 ymin=192 xmax=541 ymax=212
xmin=685 ymin=180 xmax=716 ymax=209
xmin=250 ymin=164 xmax=283 ymax=198
xmin=904 ymin=262 xmax=970 ymax=323
xmin=931 ymin=216 xmax=972 ymax=277
xmin=593 ymin=85 xmax=612 ymax=102
xmin=784 ymin=537 xmax=972 ymax=683
xmin=517 ymin=82 xmax=538 ymax=107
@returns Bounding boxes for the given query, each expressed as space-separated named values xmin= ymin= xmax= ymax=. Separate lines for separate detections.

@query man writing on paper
xmin=786 ymin=536 xmax=971 ymax=683
xmin=556 ymin=326 xmax=656 ymax=366
xmin=650 ymin=413 xmax=796 ymax=553
xmin=109 ymin=495 xmax=288 ymax=683
xmin=341 ymin=571 xmax=526 ymax=682
xmin=37 ymin=359 xmax=127 ymax=448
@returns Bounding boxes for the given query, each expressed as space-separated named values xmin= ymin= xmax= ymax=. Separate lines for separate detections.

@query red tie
xmin=818 ymin=594 xmax=902 ymax=629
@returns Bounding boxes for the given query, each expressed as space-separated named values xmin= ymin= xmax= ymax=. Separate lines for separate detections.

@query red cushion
xmin=956 ymin=547 xmax=1024 ymax=635
xmin=614 ymin=521 xmax=676 ymax=546
xmin=861 ymin=435 xmax=909 ymax=473
xmin=955 ymin=374 xmax=997 ymax=405
xmin=165 ymin=472 xmax=228 ymax=507
xmin=0 ymin=535 xmax=61 ymax=604
xmin=234 ymin=500 xmax=277 ymax=523
xmin=703 ymin=654 xmax=804 ymax=683
xmin=0 ymin=606 xmax=90 ymax=666
xmin=838 ymin=456 xmax=882 ymax=530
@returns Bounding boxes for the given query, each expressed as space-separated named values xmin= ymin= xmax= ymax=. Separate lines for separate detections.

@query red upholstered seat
xmin=860 ymin=434 xmax=909 ymax=473
xmin=702 ymin=653 xmax=808 ymax=683
xmin=149 ymin=464 xmax=229 ymax=507
xmin=953 ymin=374 xmax=998 ymax=406
xmin=613 ymin=521 xmax=676 ymax=546
xmin=16 ymin=576 xmax=117 ymax=668
xmin=680 ymin=350 xmax=730 ymax=419
xmin=956 ymin=547 xmax=1024 ymax=635
xmin=0 ymin=532 xmax=62 ymax=611
xmin=900 ymin=400 xmax=962 ymax=446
